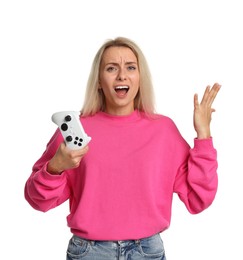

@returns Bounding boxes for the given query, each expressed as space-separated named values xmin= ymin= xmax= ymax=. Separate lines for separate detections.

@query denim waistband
xmin=72 ymin=233 xmax=160 ymax=247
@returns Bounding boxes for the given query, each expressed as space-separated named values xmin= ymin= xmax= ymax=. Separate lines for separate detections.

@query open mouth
xmin=114 ymin=86 xmax=129 ymax=96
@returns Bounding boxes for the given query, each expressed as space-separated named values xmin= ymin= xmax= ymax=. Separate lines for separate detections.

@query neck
xmin=104 ymin=106 xmax=135 ymax=116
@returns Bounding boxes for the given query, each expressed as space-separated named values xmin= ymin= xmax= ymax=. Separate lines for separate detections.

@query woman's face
xmin=99 ymin=46 xmax=140 ymax=115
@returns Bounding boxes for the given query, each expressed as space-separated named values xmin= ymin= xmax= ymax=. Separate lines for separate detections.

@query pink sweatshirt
xmin=24 ymin=110 xmax=218 ymax=240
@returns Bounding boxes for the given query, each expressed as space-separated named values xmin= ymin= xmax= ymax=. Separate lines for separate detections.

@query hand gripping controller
xmin=51 ymin=111 xmax=91 ymax=150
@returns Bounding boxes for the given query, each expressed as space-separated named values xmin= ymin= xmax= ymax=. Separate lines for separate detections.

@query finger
xmin=76 ymin=145 xmax=89 ymax=156
xmin=200 ymin=85 xmax=211 ymax=105
xmin=207 ymin=83 xmax=221 ymax=107
xmin=194 ymin=93 xmax=199 ymax=109
xmin=60 ymin=142 xmax=67 ymax=151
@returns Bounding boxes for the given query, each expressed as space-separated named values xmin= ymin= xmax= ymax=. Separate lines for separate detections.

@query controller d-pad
xmin=61 ymin=123 xmax=68 ymax=131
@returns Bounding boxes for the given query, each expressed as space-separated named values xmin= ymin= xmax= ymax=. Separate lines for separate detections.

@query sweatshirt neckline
xmin=96 ymin=110 xmax=142 ymax=123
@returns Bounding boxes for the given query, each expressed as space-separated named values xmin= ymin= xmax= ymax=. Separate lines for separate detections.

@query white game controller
xmin=51 ymin=111 xmax=91 ymax=150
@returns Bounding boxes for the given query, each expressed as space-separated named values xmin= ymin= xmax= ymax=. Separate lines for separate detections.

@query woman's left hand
xmin=193 ymin=83 xmax=221 ymax=139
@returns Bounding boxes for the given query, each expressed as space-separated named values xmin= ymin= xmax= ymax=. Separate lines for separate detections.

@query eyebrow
xmin=105 ymin=61 xmax=137 ymax=66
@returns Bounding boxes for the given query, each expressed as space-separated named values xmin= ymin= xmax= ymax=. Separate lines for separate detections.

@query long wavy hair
xmin=81 ymin=37 xmax=156 ymax=117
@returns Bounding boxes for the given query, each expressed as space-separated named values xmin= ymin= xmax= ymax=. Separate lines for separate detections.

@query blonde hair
xmin=81 ymin=37 xmax=156 ymax=117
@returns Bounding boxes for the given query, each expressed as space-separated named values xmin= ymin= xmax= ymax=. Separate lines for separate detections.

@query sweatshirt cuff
xmin=41 ymin=162 xmax=66 ymax=181
xmin=193 ymin=137 xmax=215 ymax=152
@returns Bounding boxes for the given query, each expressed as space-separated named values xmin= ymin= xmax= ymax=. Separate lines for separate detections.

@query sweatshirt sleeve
xmin=173 ymin=138 xmax=218 ymax=214
xmin=24 ymin=129 xmax=70 ymax=212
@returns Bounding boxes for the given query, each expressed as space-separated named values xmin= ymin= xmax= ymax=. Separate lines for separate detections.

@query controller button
xmin=66 ymin=136 xmax=73 ymax=142
xmin=65 ymin=115 xmax=72 ymax=122
xmin=61 ymin=123 xmax=68 ymax=131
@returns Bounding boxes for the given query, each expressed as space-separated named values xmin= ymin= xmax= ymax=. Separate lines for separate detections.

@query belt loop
xmin=89 ymin=240 xmax=95 ymax=246
xmin=135 ymin=239 xmax=140 ymax=245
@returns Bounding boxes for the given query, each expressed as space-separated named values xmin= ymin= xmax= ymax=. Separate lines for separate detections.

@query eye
xmin=106 ymin=66 xmax=117 ymax=72
xmin=127 ymin=65 xmax=137 ymax=71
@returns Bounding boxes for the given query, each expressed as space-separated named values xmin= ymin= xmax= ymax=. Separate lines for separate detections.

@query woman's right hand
xmin=47 ymin=142 xmax=89 ymax=175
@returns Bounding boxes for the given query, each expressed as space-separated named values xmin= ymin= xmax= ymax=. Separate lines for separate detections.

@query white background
xmin=1 ymin=0 xmax=242 ymax=259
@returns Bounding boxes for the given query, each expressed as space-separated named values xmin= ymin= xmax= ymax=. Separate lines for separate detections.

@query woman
xmin=25 ymin=37 xmax=221 ymax=259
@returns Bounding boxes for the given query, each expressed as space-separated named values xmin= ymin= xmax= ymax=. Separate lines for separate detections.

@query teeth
xmin=115 ymin=86 xmax=129 ymax=90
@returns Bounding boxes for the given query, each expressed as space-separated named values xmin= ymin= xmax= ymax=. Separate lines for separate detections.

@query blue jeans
xmin=66 ymin=233 xmax=166 ymax=259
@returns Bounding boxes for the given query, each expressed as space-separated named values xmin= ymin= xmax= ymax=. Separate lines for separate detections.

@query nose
xmin=117 ymin=68 xmax=126 ymax=81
